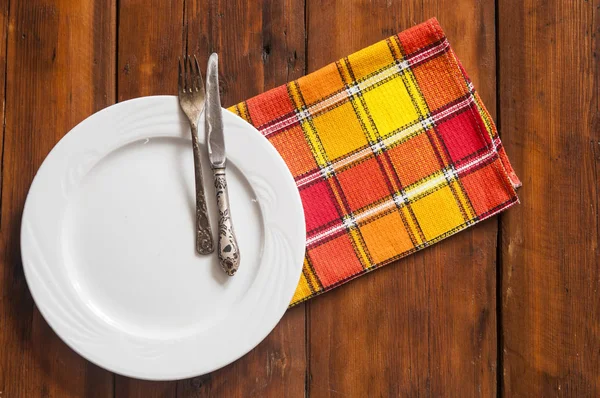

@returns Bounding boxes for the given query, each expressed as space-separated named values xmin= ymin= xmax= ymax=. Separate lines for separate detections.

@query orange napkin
xmin=230 ymin=18 xmax=520 ymax=305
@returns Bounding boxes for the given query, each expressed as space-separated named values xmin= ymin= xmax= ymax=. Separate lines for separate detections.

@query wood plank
xmin=117 ymin=0 xmax=184 ymax=101
xmin=114 ymin=0 xmax=184 ymax=395
xmin=0 ymin=0 xmax=116 ymax=396
xmin=177 ymin=1 xmax=307 ymax=396
xmin=499 ymin=0 xmax=600 ymax=395
xmin=0 ymin=0 xmax=7 ymax=211
xmin=305 ymin=1 xmax=499 ymax=396
xmin=115 ymin=380 xmax=176 ymax=398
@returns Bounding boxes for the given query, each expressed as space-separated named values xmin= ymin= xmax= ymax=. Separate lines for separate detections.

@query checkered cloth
xmin=230 ymin=18 xmax=520 ymax=306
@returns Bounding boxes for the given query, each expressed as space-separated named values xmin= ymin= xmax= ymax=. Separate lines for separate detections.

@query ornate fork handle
xmin=213 ymin=167 xmax=240 ymax=276
xmin=178 ymin=55 xmax=213 ymax=255
xmin=191 ymin=124 xmax=214 ymax=254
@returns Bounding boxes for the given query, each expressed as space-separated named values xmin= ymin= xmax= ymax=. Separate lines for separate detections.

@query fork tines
xmin=178 ymin=55 xmax=203 ymax=94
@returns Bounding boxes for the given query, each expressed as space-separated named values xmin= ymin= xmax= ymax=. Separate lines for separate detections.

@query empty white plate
xmin=21 ymin=96 xmax=306 ymax=380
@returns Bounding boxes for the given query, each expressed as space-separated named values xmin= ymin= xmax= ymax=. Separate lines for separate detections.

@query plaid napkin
xmin=230 ymin=18 xmax=520 ymax=306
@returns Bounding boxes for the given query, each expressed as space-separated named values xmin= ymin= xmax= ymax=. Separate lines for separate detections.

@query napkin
xmin=230 ymin=18 xmax=520 ymax=306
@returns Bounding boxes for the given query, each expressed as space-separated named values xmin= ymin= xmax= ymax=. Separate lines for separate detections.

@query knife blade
xmin=205 ymin=53 xmax=226 ymax=168
xmin=205 ymin=53 xmax=241 ymax=276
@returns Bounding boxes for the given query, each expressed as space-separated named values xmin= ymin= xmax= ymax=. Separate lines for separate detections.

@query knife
xmin=205 ymin=53 xmax=241 ymax=276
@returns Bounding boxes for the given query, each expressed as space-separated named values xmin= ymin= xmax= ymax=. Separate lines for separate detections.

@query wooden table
xmin=1 ymin=0 xmax=598 ymax=396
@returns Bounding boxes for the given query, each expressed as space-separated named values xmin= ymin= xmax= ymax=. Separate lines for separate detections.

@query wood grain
xmin=117 ymin=0 xmax=184 ymax=101
xmin=0 ymin=0 xmax=7 ymax=207
xmin=114 ymin=0 xmax=183 ymax=395
xmin=499 ymin=0 xmax=600 ymax=395
xmin=305 ymin=1 xmax=499 ymax=396
xmin=185 ymin=0 xmax=305 ymax=106
xmin=176 ymin=1 xmax=307 ymax=396
xmin=0 ymin=0 xmax=116 ymax=396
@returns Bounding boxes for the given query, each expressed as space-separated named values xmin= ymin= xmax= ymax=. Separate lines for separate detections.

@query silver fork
xmin=178 ymin=55 xmax=214 ymax=254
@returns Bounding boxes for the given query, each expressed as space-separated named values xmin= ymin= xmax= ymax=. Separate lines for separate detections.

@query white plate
xmin=21 ymin=96 xmax=306 ymax=380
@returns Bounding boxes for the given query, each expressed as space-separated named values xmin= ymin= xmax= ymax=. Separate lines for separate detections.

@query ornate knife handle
xmin=191 ymin=124 xmax=214 ymax=255
xmin=213 ymin=167 xmax=240 ymax=276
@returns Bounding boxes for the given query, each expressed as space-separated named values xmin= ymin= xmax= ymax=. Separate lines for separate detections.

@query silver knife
xmin=205 ymin=53 xmax=241 ymax=276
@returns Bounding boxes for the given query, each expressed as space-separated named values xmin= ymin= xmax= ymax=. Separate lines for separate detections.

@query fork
xmin=178 ymin=55 xmax=214 ymax=255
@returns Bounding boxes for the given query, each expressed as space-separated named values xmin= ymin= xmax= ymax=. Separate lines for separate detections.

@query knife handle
xmin=213 ymin=167 xmax=240 ymax=276
xmin=191 ymin=125 xmax=214 ymax=255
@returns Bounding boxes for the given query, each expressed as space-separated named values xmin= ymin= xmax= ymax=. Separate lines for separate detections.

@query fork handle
xmin=191 ymin=125 xmax=214 ymax=255
xmin=213 ymin=167 xmax=240 ymax=276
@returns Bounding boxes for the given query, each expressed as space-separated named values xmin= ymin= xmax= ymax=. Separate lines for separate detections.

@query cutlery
xmin=205 ymin=53 xmax=241 ymax=276
xmin=178 ymin=55 xmax=214 ymax=255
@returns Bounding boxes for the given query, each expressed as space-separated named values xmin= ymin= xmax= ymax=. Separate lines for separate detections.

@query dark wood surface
xmin=0 ymin=0 xmax=597 ymax=396
xmin=499 ymin=0 xmax=600 ymax=396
